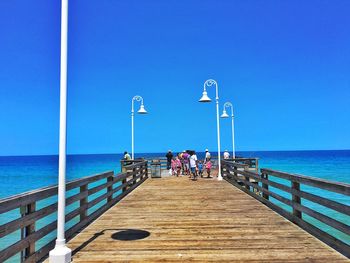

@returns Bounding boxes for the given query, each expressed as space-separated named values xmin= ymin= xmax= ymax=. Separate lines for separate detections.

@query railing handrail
xmin=0 ymin=171 xmax=114 ymax=214
xmin=261 ymin=168 xmax=350 ymax=196
xmin=123 ymin=160 xmax=148 ymax=169
xmin=221 ymin=160 xmax=350 ymax=258
xmin=0 ymin=161 xmax=148 ymax=263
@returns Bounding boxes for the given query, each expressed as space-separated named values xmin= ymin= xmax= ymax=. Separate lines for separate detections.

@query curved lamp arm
xmin=131 ymin=95 xmax=144 ymax=113
xmin=204 ymin=79 xmax=219 ymax=100
xmin=223 ymin=102 xmax=234 ymax=117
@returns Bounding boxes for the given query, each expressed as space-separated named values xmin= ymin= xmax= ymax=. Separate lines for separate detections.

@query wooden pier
xmin=54 ymin=176 xmax=347 ymax=262
xmin=0 ymin=159 xmax=349 ymax=262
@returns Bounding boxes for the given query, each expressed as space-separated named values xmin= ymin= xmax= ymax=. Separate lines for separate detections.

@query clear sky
xmin=0 ymin=0 xmax=349 ymax=156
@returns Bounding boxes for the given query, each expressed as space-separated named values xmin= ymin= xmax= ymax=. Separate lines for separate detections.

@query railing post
xmin=221 ymin=161 xmax=224 ymax=177
xmin=227 ymin=163 xmax=230 ymax=178
xmin=133 ymin=166 xmax=137 ymax=185
xmin=20 ymin=206 xmax=25 ymax=262
xmin=144 ymin=162 xmax=148 ymax=179
xmin=122 ymin=176 xmax=127 ymax=193
xmin=24 ymin=202 xmax=36 ymax=259
xmin=121 ymin=160 xmax=126 ymax=173
xmin=107 ymin=175 xmax=114 ymax=203
xmin=226 ymin=163 xmax=232 ymax=179
xmin=233 ymin=166 xmax=237 ymax=180
xmin=244 ymin=166 xmax=250 ymax=190
xmin=80 ymin=184 xmax=88 ymax=222
xmin=261 ymin=172 xmax=269 ymax=200
xmin=292 ymin=181 xmax=302 ymax=219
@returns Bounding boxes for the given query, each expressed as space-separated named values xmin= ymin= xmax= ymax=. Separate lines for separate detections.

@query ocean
xmin=0 ymin=150 xmax=349 ymax=261
xmin=1 ymin=150 xmax=349 ymax=199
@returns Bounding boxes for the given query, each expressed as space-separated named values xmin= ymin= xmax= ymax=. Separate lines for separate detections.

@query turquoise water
xmin=0 ymin=150 xmax=349 ymax=262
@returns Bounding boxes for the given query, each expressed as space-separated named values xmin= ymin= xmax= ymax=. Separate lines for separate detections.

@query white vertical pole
xmin=231 ymin=113 xmax=235 ymax=159
xmin=49 ymin=0 xmax=72 ymax=262
xmin=215 ymin=85 xmax=222 ymax=181
xmin=131 ymin=103 xmax=134 ymax=160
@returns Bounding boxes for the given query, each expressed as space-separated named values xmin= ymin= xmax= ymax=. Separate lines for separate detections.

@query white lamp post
xmin=49 ymin=0 xmax=72 ymax=262
xmin=221 ymin=102 xmax=235 ymax=159
xmin=199 ymin=79 xmax=222 ymax=181
xmin=131 ymin=95 xmax=147 ymax=160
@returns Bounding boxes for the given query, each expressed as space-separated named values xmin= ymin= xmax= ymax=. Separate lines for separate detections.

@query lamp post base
xmin=49 ymin=242 xmax=71 ymax=263
xmin=217 ymin=173 xmax=223 ymax=181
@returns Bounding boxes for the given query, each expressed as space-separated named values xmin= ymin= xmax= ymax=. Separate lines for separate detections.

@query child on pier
xmin=198 ymin=161 xmax=204 ymax=178
xmin=205 ymin=160 xmax=212 ymax=178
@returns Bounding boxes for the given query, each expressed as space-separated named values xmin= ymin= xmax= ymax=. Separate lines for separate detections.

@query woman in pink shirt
xmin=175 ymin=157 xmax=182 ymax=176
xmin=171 ymin=158 xmax=177 ymax=176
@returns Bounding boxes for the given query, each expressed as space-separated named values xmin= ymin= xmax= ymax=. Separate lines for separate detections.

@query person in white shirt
xmin=223 ymin=150 xmax=230 ymax=160
xmin=190 ymin=151 xmax=198 ymax=179
xmin=205 ymin=149 xmax=211 ymax=161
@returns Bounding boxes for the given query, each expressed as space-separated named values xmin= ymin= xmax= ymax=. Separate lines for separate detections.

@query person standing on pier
xmin=179 ymin=151 xmax=184 ymax=175
xmin=205 ymin=149 xmax=211 ymax=161
xmin=190 ymin=151 xmax=198 ymax=180
xmin=175 ymin=156 xmax=182 ymax=176
xmin=166 ymin=150 xmax=173 ymax=170
xmin=123 ymin=151 xmax=132 ymax=165
xmin=198 ymin=161 xmax=204 ymax=178
xmin=183 ymin=151 xmax=190 ymax=175
xmin=223 ymin=150 xmax=230 ymax=160
xmin=171 ymin=157 xmax=177 ymax=176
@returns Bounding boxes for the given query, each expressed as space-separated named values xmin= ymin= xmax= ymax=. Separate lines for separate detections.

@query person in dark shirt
xmin=166 ymin=150 xmax=173 ymax=169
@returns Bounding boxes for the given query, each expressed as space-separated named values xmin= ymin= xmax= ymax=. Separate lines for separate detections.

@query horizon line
xmin=1 ymin=149 xmax=349 ymax=158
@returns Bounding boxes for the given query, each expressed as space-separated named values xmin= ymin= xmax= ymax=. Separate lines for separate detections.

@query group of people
xmin=166 ymin=149 xmax=213 ymax=180
xmin=123 ymin=149 xmax=233 ymax=180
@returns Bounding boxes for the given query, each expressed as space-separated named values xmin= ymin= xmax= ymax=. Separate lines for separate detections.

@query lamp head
xmin=137 ymin=104 xmax=148 ymax=114
xmin=221 ymin=110 xmax=229 ymax=118
xmin=199 ymin=91 xmax=211 ymax=102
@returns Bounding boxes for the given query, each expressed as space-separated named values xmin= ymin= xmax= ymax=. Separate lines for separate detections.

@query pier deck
xmin=63 ymin=176 xmax=348 ymax=262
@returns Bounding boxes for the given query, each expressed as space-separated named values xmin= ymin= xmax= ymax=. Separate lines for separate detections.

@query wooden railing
xmin=121 ymin=157 xmax=258 ymax=177
xmin=221 ymin=160 xmax=350 ymax=258
xmin=0 ymin=161 xmax=148 ymax=263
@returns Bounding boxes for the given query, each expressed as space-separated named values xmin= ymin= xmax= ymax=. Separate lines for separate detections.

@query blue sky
xmin=0 ymin=0 xmax=349 ymax=155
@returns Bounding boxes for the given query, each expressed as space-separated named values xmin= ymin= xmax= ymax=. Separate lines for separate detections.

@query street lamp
xmin=221 ymin=102 xmax=235 ymax=159
xmin=49 ymin=0 xmax=72 ymax=262
xmin=131 ymin=95 xmax=148 ymax=160
xmin=199 ymin=79 xmax=222 ymax=181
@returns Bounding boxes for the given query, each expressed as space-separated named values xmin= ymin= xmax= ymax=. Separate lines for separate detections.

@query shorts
xmin=185 ymin=163 xmax=189 ymax=169
xmin=190 ymin=167 xmax=196 ymax=173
